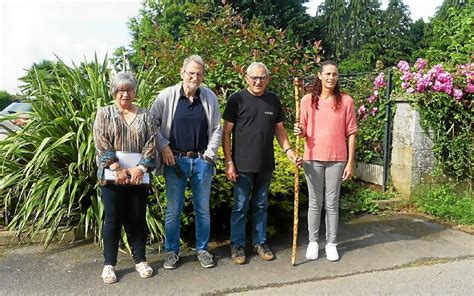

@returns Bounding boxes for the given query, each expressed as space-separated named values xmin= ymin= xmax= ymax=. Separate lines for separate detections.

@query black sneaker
xmin=231 ymin=245 xmax=246 ymax=265
xmin=254 ymin=243 xmax=274 ymax=261
xmin=163 ymin=251 xmax=179 ymax=269
xmin=197 ymin=250 xmax=215 ymax=268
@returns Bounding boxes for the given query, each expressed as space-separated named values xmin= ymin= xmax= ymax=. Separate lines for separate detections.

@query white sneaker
xmin=135 ymin=261 xmax=153 ymax=278
xmin=102 ymin=265 xmax=117 ymax=284
xmin=325 ymin=243 xmax=339 ymax=261
xmin=305 ymin=242 xmax=319 ymax=260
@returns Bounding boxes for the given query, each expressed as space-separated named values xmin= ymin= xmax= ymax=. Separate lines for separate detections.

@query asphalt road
xmin=1 ymin=213 xmax=473 ymax=295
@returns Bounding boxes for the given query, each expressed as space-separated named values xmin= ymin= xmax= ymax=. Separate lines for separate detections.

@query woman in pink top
xmin=294 ymin=61 xmax=357 ymax=262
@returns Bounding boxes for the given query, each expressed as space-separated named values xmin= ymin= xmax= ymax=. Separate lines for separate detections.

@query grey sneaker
xmin=254 ymin=243 xmax=274 ymax=261
xmin=197 ymin=250 xmax=215 ymax=268
xmin=231 ymin=245 xmax=246 ymax=265
xmin=163 ymin=252 xmax=179 ymax=269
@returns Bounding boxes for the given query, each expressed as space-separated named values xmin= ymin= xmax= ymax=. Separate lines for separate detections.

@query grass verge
xmin=412 ymin=183 xmax=473 ymax=226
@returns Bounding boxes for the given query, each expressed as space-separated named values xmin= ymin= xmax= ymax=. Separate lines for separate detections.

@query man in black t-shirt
xmin=222 ymin=62 xmax=299 ymax=265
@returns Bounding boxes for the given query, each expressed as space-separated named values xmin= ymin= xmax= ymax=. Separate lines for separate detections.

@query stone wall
xmin=390 ymin=101 xmax=435 ymax=198
xmin=355 ymin=162 xmax=383 ymax=186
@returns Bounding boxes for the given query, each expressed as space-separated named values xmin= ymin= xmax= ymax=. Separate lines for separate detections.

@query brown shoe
xmin=231 ymin=245 xmax=246 ymax=265
xmin=254 ymin=243 xmax=274 ymax=261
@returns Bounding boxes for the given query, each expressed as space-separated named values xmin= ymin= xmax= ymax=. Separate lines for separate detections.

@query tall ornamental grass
xmin=0 ymin=56 xmax=165 ymax=248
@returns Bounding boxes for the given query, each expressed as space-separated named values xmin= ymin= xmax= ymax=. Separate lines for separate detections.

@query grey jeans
xmin=303 ymin=160 xmax=346 ymax=244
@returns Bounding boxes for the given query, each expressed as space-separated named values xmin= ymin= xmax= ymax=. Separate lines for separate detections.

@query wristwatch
xmin=138 ymin=165 xmax=147 ymax=173
xmin=109 ymin=164 xmax=121 ymax=171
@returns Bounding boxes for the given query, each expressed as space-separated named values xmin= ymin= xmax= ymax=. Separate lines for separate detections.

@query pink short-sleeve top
xmin=299 ymin=93 xmax=357 ymax=161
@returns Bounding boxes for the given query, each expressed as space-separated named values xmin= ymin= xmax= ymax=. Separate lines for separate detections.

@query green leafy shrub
xmin=125 ymin=1 xmax=320 ymax=121
xmin=340 ymin=181 xmax=395 ymax=219
xmin=413 ymin=184 xmax=474 ymax=225
xmin=0 ymin=57 xmax=166 ymax=247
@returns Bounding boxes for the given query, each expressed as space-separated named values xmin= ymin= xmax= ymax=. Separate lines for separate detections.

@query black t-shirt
xmin=223 ymin=89 xmax=285 ymax=173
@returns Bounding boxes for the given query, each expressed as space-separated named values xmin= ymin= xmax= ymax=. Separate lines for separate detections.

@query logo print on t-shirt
xmin=264 ymin=111 xmax=273 ymax=115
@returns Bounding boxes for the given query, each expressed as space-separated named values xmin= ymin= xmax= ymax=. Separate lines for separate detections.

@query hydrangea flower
xmin=466 ymin=83 xmax=474 ymax=93
xmin=371 ymin=107 xmax=378 ymax=116
xmin=397 ymin=60 xmax=410 ymax=73
xmin=416 ymin=78 xmax=429 ymax=92
xmin=453 ymin=89 xmax=463 ymax=100
xmin=401 ymin=72 xmax=413 ymax=81
xmin=437 ymin=72 xmax=452 ymax=83
xmin=374 ymin=73 xmax=385 ymax=88
xmin=427 ymin=64 xmax=444 ymax=80
xmin=401 ymin=82 xmax=410 ymax=89
xmin=415 ymin=58 xmax=427 ymax=71
xmin=358 ymin=105 xmax=366 ymax=116
xmin=432 ymin=80 xmax=444 ymax=92
xmin=368 ymin=95 xmax=376 ymax=104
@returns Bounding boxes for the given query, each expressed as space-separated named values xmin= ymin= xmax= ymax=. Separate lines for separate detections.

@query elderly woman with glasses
xmin=93 ymin=72 xmax=157 ymax=283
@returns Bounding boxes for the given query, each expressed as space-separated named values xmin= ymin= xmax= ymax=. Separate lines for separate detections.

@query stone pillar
xmin=390 ymin=101 xmax=435 ymax=198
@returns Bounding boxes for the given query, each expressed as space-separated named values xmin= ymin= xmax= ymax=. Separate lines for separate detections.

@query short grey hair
xmin=182 ymin=55 xmax=205 ymax=73
xmin=110 ymin=72 xmax=137 ymax=95
xmin=246 ymin=62 xmax=270 ymax=76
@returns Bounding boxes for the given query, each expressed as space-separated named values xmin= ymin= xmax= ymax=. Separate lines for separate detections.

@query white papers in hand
xmin=103 ymin=151 xmax=150 ymax=184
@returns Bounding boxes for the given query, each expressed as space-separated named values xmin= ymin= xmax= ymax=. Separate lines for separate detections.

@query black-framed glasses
xmin=248 ymin=75 xmax=268 ymax=81
xmin=184 ymin=70 xmax=204 ymax=78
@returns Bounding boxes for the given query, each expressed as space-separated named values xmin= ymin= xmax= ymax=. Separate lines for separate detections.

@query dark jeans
xmin=101 ymin=185 xmax=149 ymax=266
xmin=230 ymin=171 xmax=273 ymax=247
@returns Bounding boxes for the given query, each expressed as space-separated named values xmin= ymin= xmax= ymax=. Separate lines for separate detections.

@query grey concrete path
xmin=0 ymin=213 xmax=473 ymax=295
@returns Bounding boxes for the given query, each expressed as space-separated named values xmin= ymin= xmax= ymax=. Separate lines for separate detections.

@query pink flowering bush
xmin=353 ymin=58 xmax=472 ymax=181
xmin=344 ymin=71 xmax=390 ymax=164
xmin=389 ymin=59 xmax=472 ymax=181
xmin=396 ymin=59 xmax=471 ymax=101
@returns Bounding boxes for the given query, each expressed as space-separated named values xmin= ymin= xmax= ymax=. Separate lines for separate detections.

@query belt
xmin=171 ymin=149 xmax=215 ymax=166
xmin=171 ymin=149 xmax=204 ymax=158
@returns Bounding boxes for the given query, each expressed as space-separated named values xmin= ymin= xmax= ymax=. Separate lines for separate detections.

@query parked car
xmin=0 ymin=102 xmax=32 ymax=140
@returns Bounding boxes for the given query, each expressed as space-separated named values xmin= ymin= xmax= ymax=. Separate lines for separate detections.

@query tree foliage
xmin=421 ymin=0 xmax=474 ymax=64
xmin=0 ymin=91 xmax=14 ymax=110
xmin=379 ymin=0 xmax=413 ymax=66
xmin=316 ymin=0 xmax=423 ymax=71
xmin=124 ymin=1 xmax=321 ymax=117
xmin=223 ymin=0 xmax=320 ymax=42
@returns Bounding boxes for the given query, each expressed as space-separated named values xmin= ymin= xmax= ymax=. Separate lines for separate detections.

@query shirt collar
xmin=180 ymin=85 xmax=201 ymax=100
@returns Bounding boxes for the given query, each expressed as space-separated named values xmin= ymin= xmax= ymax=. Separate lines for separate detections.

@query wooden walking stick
xmin=291 ymin=77 xmax=302 ymax=266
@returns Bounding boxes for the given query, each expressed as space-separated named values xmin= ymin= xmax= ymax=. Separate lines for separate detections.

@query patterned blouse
xmin=93 ymin=104 xmax=157 ymax=183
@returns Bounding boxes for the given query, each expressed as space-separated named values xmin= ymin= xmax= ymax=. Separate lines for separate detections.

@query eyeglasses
xmin=184 ymin=70 xmax=204 ymax=78
xmin=116 ymin=89 xmax=135 ymax=95
xmin=248 ymin=75 xmax=268 ymax=82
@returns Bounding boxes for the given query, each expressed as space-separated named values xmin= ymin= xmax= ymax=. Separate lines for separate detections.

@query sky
xmin=305 ymin=0 xmax=444 ymax=20
xmin=1 ymin=0 xmax=444 ymax=95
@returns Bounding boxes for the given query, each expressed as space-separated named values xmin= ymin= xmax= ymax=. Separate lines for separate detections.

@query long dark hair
xmin=311 ymin=61 xmax=342 ymax=110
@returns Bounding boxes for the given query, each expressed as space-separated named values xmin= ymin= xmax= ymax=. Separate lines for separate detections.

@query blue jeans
xmin=101 ymin=185 xmax=148 ymax=266
xmin=164 ymin=156 xmax=213 ymax=253
xmin=230 ymin=171 xmax=273 ymax=247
